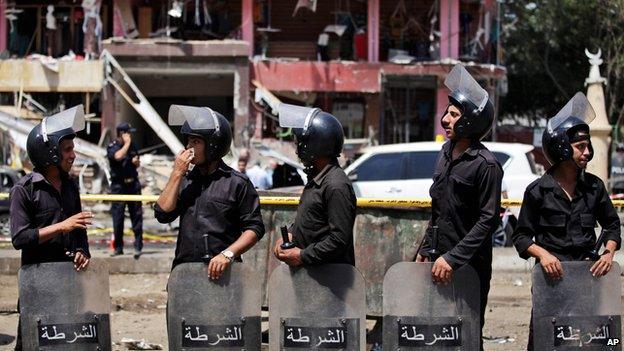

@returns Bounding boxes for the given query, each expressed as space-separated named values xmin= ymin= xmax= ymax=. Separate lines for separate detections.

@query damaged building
xmin=0 ymin=0 xmax=506 ymax=186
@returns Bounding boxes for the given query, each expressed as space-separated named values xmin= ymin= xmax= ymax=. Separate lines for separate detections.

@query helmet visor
xmin=43 ymin=105 xmax=85 ymax=135
xmin=168 ymin=105 xmax=217 ymax=130
xmin=444 ymin=64 xmax=490 ymax=112
xmin=277 ymin=103 xmax=320 ymax=131
xmin=548 ymin=92 xmax=596 ymax=132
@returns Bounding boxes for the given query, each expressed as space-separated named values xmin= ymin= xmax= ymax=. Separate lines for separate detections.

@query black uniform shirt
xmin=107 ymin=140 xmax=139 ymax=182
xmin=291 ymin=162 xmax=357 ymax=265
xmin=154 ymin=162 xmax=265 ymax=269
xmin=512 ymin=170 xmax=621 ymax=260
xmin=419 ymin=141 xmax=503 ymax=270
xmin=10 ymin=171 xmax=90 ymax=266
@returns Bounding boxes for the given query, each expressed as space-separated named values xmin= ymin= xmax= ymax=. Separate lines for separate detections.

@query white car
xmin=345 ymin=141 xmax=541 ymax=201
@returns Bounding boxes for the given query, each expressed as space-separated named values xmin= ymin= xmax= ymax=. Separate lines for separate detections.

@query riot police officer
xmin=154 ymin=105 xmax=265 ymax=278
xmin=107 ymin=122 xmax=143 ymax=258
xmin=416 ymin=64 xmax=503 ymax=350
xmin=512 ymin=92 xmax=620 ymax=350
xmin=10 ymin=105 xmax=93 ymax=350
xmin=272 ymin=104 xmax=357 ymax=266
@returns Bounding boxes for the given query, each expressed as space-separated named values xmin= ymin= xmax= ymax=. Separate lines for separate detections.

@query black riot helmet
xmin=277 ymin=103 xmax=344 ymax=165
xmin=542 ymin=92 xmax=595 ymax=167
xmin=444 ymin=64 xmax=494 ymax=140
xmin=26 ymin=105 xmax=85 ymax=171
xmin=168 ymin=105 xmax=232 ymax=163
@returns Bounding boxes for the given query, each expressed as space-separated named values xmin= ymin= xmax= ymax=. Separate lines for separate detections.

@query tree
xmin=500 ymin=0 xmax=624 ymax=128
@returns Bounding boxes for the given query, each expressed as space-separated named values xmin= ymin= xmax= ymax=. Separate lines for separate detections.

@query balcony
xmin=0 ymin=59 xmax=104 ymax=93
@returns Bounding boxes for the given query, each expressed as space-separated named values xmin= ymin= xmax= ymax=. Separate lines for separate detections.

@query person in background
xmin=246 ymin=161 xmax=272 ymax=190
xmin=107 ymin=122 xmax=143 ymax=258
xmin=237 ymin=157 xmax=248 ymax=174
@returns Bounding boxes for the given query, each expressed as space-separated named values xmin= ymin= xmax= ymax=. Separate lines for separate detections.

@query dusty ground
xmin=0 ymin=271 xmax=538 ymax=350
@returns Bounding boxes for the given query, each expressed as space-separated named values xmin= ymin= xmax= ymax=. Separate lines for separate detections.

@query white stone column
xmin=585 ymin=49 xmax=611 ymax=184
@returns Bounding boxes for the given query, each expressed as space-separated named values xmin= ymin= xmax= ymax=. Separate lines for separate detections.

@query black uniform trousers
xmin=110 ymin=179 xmax=143 ymax=253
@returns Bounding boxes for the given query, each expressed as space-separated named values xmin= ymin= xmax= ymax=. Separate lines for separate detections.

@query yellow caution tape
xmin=0 ymin=193 xmax=623 ymax=208
xmin=259 ymin=197 xmax=301 ymax=206
xmin=86 ymin=227 xmax=175 ymax=242
xmin=79 ymin=194 xmax=160 ymax=202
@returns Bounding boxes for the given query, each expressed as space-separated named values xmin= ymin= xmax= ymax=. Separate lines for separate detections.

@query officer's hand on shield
xmin=174 ymin=148 xmax=194 ymax=174
xmin=539 ymin=251 xmax=564 ymax=279
xmin=73 ymin=251 xmax=90 ymax=271
xmin=431 ymin=256 xmax=453 ymax=284
xmin=207 ymin=253 xmax=231 ymax=280
xmin=590 ymin=250 xmax=615 ymax=277
xmin=59 ymin=211 xmax=94 ymax=233
xmin=415 ymin=254 xmax=430 ymax=262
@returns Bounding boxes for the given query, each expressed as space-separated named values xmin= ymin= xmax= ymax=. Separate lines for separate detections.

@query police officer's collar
xmin=464 ymin=142 xmax=482 ymax=158
xmin=310 ymin=160 xmax=338 ymax=187
xmin=215 ymin=160 xmax=231 ymax=173
xmin=443 ymin=140 xmax=482 ymax=160
xmin=577 ymin=170 xmax=598 ymax=190
xmin=540 ymin=168 xmax=597 ymax=191
xmin=30 ymin=169 xmax=71 ymax=184
xmin=31 ymin=171 xmax=46 ymax=183
xmin=188 ymin=160 xmax=231 ymax=179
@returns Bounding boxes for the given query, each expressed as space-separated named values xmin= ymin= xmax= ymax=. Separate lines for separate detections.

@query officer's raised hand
xmin=59 ymin=211 xmax=93 ymax=233
xmin=539 ymin=251 xmax=563 ymax=279
xmin=174 ymin=148 xmax=194 ymax=174
xmin=121 ymin=131 xmax=131 ymax=145
xmin=207 ymin=253 xmax=232 ymax=280
xmin=431 ymin=256 xmax=453 ymax=284
xmin=590 ymin=250 xmax=615 ymax=277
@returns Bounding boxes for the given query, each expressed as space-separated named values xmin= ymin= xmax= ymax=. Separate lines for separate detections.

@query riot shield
xmin=382 ymin=262 xmax=480 ymax=350
xmin=18 ymin=261 xmax=111 ymax=351
xmin=532 ymin=261 xmax=622 ymax=350
xmin=268 ymin=264 xmax=366 ymax=351
xmin=167 ymin=262 xmax=262 ymax=350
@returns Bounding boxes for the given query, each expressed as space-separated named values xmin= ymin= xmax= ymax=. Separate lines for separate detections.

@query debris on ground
xmin=120 ymin=337 xmax=163 ymax=350
xmin=483 ymin=335 xmax=516 ymax=344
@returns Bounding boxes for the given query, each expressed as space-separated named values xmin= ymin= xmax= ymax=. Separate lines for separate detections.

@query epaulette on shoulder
xmin=525 ymin=178 xmax=541 ymax=193
xmin=477 ymin=148 xmax=499 ymax=166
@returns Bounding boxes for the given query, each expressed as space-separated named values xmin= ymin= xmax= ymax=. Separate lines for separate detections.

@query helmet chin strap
xmin=41 ymin=117 xmax=49 ymax=142
xmin=303 ymin=165 xmax=315 ymax=176
xmin=300 ymin=157 xmax=317 ymax=176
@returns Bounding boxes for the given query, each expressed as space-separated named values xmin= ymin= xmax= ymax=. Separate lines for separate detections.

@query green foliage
xmin=500 ymin=0 xmax=624 ymax=126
